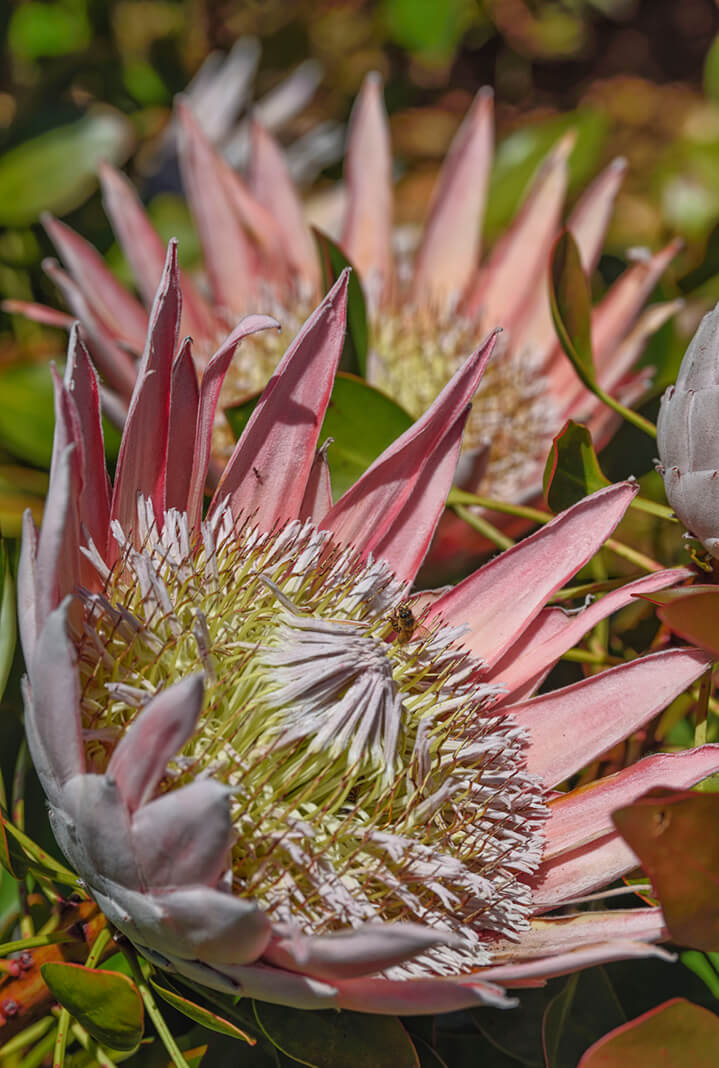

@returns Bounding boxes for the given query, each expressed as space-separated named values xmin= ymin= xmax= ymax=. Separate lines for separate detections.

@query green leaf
xmin=254 ymin=1003 xmax=420 ymax=1068
xmin=578 ymin=999 xmax=719 ymax=1066
xmin=704 ymin=33 xmax=719 ymax=101
xmin=225 ymin=373 xmax=413 ymax=500
xmin=543 ymin=972 xmax=626 ymax=1068
xmin=549 ymin=229 xmax=596 ymax=390
xmin=612 ymin=788 xmax=719 ymax=951
xmin=41 ymin=962 xmax=144 ymax=1052
xmin=0 ymin=543 xmax=17 ymax=704
xmin=8 ymin=2 xmax=91 ymax=59
xmin=0 ymin=363 xmax=56 ymax=467
xmin=543 ymin=420 xmax=610 ymax=512
xmin=0 ymin=109 xmax=133 ymax=227
xmin=313 ymin=229 xmax=369 ymax=377
xmin=149 ymin=978 xmax=254 ymax=1044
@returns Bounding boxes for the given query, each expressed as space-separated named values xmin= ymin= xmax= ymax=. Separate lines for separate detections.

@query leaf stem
xmin=123 ymin=946 xmax=192 ymax=1068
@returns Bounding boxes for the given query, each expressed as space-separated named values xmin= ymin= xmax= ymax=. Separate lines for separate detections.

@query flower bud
xmin=658 ymin=302 xmax=719 ymax=557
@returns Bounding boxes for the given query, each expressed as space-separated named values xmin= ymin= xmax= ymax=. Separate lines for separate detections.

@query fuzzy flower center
xmin=76 ymin=503 xmax=547 ymax=977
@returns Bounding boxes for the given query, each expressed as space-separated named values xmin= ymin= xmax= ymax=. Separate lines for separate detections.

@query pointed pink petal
xmin=61 ymin=773 xmax=138 ymax=889
xmin=17 ymin=510 xmax=39 ymax=662
xmin=210 ymin=274 xmax=349 ymax=528
xmin=567 ymin=157 xmax=627 ymax=275
xmin=264 ymin=922 xmax=456 ymax=981
xmin=131 ymin=779 xmax=232 ymax=890
xmin=412 ymin=87 xmax=494 ymax=311
xmin=100 ymin=162 xmax=216 ymax=345
xmin=533 ymin=832 xmax=639 ymax=910
xmin=508 ymin=648 xmax=711 ymax=787
xmin=341 ymin=72 xmax=394 ymax=309
xmin=176 ymin=98 xmax=257 ymax=317
xmin=545 ymin=746 xmax=719 ymax=861
xmin=596 ymin=298 xmax=683 ymax=395
xmin=110 ymin=241 xmax=181 ymax=537
xmin=365 ymin=405 xmax=469 ymax=582
xmin=64 ymin=326 xmax=111 ymax=559
xmin=480 ymin=938 xmax=673 ymax=985
xmin=334 ymin=974 xmax=513 ymax=1013
xmin=299 ymin=439 xmax=334 ymax=522
xmin=489 ymin=568 xmax=691 ymax=701
xmin=43 ymin=259 xmax=138 ymax=399
xmin=186 ymin=314 xmax=280 ymax=530
xmin=107 ymin=672 xmax=205 ymax=812
xmin=1 ymin=299 xmax=75 ymax=329
xmin=464 ymin=132 xmax=573 ymax=329
xmin=165 ymin=338 xmax=199 ymax=512
xmin=35 ymin=443 xmax=82 ymax=626
xmin=322 ymin=331 xmax=497 ymax=576
xmin=490 ymin=907 xmax=666 ymax=964
xmin=26 ymin=599 xmax=85 ymax=799
xmin=429 ymin=482 xmax=637 ymax=668
xmin=249 ymin=120 xmax=319 ymax=289
xmin=591 ymin=239 xmax=681 ymax=370
xmin=43 ymin=213 xmax=148 ymax=352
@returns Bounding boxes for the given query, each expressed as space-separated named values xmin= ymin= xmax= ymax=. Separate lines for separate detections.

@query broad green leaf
xmin=613 ymin=788 xmax=719 ymax=951
xmin=0 ymin=109 xmax=133 ymax=227
xmin=225 ymin=373 xmax=413 ymax=500
xmin=41 ymin=962 xmax=144 ymax=1052
xmin=549 ymin=229 xmax=596 ymax=390
xmin=0 ymin=363 xmax=56 ymax=467
xmin=543 ymin=420 xmax=610 ymax=512
xmin=381 ymin=0 xmax=470 ymax=63
xmin=150 ymin=978 xmax=254 ymax=1043
xmin=705 ymin=33 xmax=719 ymax=101
xmin=646 ymin=586 xmax=719 ymax=658
xmin=682 ymin=950 xmax=719 ymax=1000
xmin=313 ymin=229 xmax=369 ymax=377
xmin=254 ymin=1003 xmax=419 ymax=1068
xmin=0 ymin=544 xmax=16 ymax=703
xmin=578 ymin=999 xmax=719 ymax=1066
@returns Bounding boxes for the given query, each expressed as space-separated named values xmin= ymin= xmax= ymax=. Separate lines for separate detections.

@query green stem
xmin=604 ymin=538 xmax=662 ymax=573
xmin=0 ymin=932 xmax=77 ymax=955
xmin=85 ymin=925 xmax=111 ymax=968
xmin=452 ymin=505 xmax=514 ymax=550
xmin=51 ymin=1008 xmax=70 ymax=1068
xmin=596 ymin=385 xmax=657 ymax=439
xmin=68 ymin=1020 xmax=118 ymax=1067
xmin=0 ymin=1015 xmax=54 ymax=1059
xmin=123 ymin=947 xmax=191 ymax=1068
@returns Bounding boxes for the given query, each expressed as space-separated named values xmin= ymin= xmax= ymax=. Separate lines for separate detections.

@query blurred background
xmin=0 ymin=0 xmax=718 ymax=529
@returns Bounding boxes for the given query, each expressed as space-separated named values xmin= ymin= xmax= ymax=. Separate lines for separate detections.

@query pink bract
xmin=19 ymin=251 xmax=714 ymax=1014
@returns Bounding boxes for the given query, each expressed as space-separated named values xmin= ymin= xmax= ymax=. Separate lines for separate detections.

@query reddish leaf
xmin=613 ymin=788 xmax=719 ymax=950
xmin=647 ymin=586 xmax=719 ymax=658
xmin=578 ymin=999 xmax=719 ymax=1066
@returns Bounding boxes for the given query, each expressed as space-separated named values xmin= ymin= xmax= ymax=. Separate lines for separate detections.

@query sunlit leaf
xmin=41 ymin=962 xmax=144 ymax=1052
xmin=578 ymin=999 xmax=719 ymax=1066
xmin=150 ymin=978 xmax=254 ymax=1043
xmin=313 ymin=229 xmax=369 ymax=376
xmin=225 ymin=373 xmax=413 ymax=500
xmin=0 ymin=110 xmax=133 ymax=226
xmin=549 ymin=229 xmax=596 ymax=390
xmin=8 ymin=2 xmax=90 ymax=59
xmin=254 ymin=1002 xmax=419 ymax=1068
xmin=543 ymin=420 xmax=609 ymax=512
xmin=613 ymin=788 xmax=719 ymax=950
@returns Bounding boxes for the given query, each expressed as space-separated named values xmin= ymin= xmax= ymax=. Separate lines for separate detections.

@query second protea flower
xmin=11 ymin=75 xmax=680 ymax=524
xmin=20 ymin=250 xmax=717 ymax=1013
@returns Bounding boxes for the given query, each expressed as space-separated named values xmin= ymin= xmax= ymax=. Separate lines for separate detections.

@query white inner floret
xmin=76 ymin=501 xmax=548 ymax=978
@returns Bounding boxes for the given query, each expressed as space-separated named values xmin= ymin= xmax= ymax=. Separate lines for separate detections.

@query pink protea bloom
xmin=11 ymin=77 xmax=680 ymax=517
xmin=19 ymin=248 xmax=716 ymax=1014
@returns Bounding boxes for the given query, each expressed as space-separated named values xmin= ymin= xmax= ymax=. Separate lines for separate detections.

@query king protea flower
xmin=657 ymin=300 xmax=719 ymax=558
xmin=10 ymin=76 xmax=680 ymax=518
xmin=19 ymin=247 xmax=716 ymax=1014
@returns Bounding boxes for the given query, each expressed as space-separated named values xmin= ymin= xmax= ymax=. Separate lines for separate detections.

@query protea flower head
xmin=657 ymin=300 xmax=719 ymax=559
xmin=19 ymin=247 xmax=716 ymax=1014
xmin=11 ymin=75 xmax=680 ymax=518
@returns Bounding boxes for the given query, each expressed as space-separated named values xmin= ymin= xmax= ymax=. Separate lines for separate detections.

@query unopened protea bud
xmin=657 ymin=302 xmax=719 ymax=557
